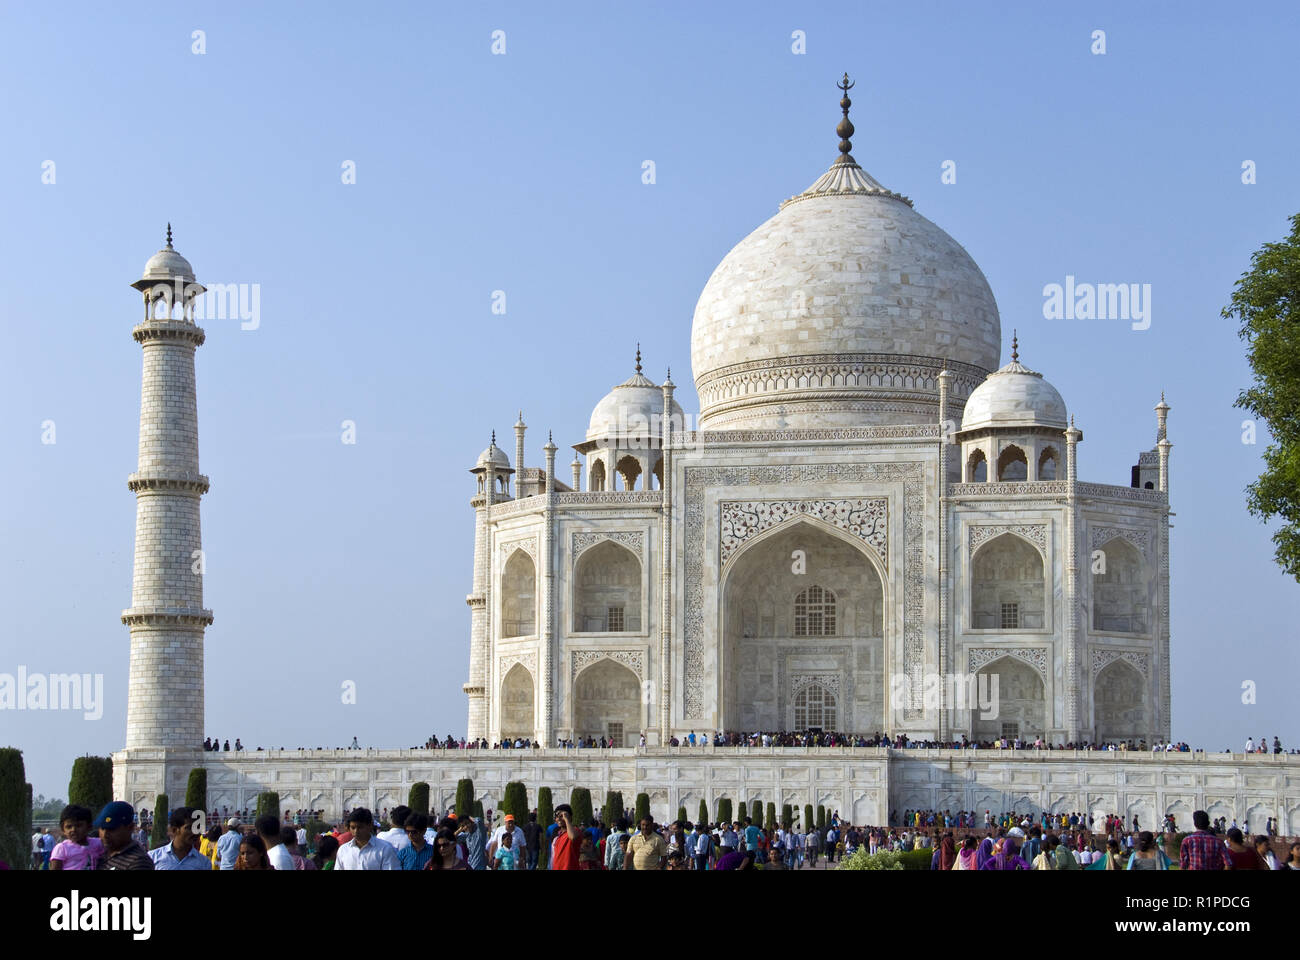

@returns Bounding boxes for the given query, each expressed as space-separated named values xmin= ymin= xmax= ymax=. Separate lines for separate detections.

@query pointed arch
xmin=572 ymin=540 xmax=641 ymax=633
xmin=1093 ymin=537 xmax=1149 ymax=634
xmin=1037 ymin=446 xmax=1059 ymax=481
xmin=997 ymin=444 xmax=1028 ymax=481
xmin=500 ymin=662 xmax=535 ymax=741
xmin=1094 ymin=658 xmax=1145 ymax=742
xmin=970 ymin=532 xmax=1046 ymax=630
xmin=966 ymin=448 xmax=988 ymax=482
xmin=501 ymin=549 xmax=536 ymax=638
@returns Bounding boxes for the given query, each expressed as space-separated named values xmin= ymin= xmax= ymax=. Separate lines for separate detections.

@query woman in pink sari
xmin=953 ymin=837 xmax=980 ymax=870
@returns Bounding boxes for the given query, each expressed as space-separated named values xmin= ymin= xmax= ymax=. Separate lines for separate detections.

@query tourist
xmin=94 ymin=802 xmax=153 ymax=871
xmin=199 ymin=824 xmax=222 ymax=868
xmin=488 ymin=812 xmax=526 ymax=855
xmin=377 ymin=805 xmax=412 ymax=853
xmin=493 ymin=829 xmax=521 ymax=870
xmin=1127 ymin=832 xmax=1168 ymax=870
xmin=314 ymin=835 xmax=339 ymax=870
xmin=49 ymin=804 xmax=104 ymax=871
xmin=524 ymin=812 xmax=542 ymax=870
xmin=946 ymin=836 xmax=973 ymax=870
xmin=335 ymin=807 xmax=399 ymax=870
xmin=1223 ymin=828 xmax=1267 ymax=869
xmin=935 ymin=833 xmax=957 ymax=870
xmin=549 ymin=804 xmax=584 ymax=871
xmin=426 ymin=828 xmax=468 ymax=870
xmin=1255 ymin=835 xmax=1280 ymax=870
xmin=149 ymin=806 xmax=212 ymax=870
xmin=397 ymin=813 xmax=432 ymax=870
xmin=279 ymin=826 xmax=314 ymax=869
xmin=255 ymin=814 xmax=295 ymax=872
xmin=235 ymin=835 xmax=271 ymax=870
xmin=458 ymin=811 xmax=487 ymax=869
xmin=625 ymin=815 xmax=668 ymax=870
xmin=1180 ymin=810 xmax=1226 ymax=871
xmin=1284 ymin=842 xmax=1300 ymax=870
xmin=980 ymin=836 xmax=1029 ymax=870
xmin=217 ymin=817 xmax=242 ymax=870
xmin=1031 ymin=835 xmax=1056 ymax=870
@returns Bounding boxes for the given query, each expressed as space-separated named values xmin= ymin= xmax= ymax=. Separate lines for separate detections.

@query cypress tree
xmin=804 ymin=805 xmax=814 ymax=832
xmin=536 ymin=787 xmax=554 ymax=869
xmin=634 ymin=792 xmax=650 ymax=825
xmin=505 ymin=781 xmax=528 ymax=823
xmin=767 ymin=803 xmax=777 ymax=831
xmin=604 ymin=789 xmax=625 ymax=826
xmin=675 ymin=805 xmax=686 ymax=825
xmin=255 ymin=791 xmax=280 ymax=821
xmin=472 ymin=799 xmax=483 ymax=820
xmin=150 ymin=794 xmax=169 ymax=849
xmin=185 ymin=768 xmax=207 ymax=813
xmin=408 ymin=782 xmax=430 ymax=817
xmin=817 ymin=805 xmax=826 ymax=829
xmin=698 ymin=799 xmax=709 ymax=826
xmin=455 ymin=778 xmax=475 ymax=818
xmin=738 ymin=801 xmax=748 ymax=823
xmin=68 ymin=756 xmax=113 ymax=813
xmin=782 ymin=803 xmax=793 ymax=829
xmin=0 ymin=749 xmax=27 ymax=870
xmin=750 ymin=797 xmax=761 ymax=826
xmin=717 ymin=797 xmax=733 ymax=825
xmin=571 ymin=787 xmax=594 ymax=828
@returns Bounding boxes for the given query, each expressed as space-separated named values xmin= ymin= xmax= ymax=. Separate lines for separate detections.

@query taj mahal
xmin=112 ymin=80 xmax=1300 ymax=831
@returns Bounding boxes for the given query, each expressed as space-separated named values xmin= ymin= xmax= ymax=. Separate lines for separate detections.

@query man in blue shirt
xmin=744 ymin=817 xmax=760 ymax=853
xmin=216 ymin=817 xmax=243 ymax=869
xmin=149 ymin=807 xmax=213 ymax=870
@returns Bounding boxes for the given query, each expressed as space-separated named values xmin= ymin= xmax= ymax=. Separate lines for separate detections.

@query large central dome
xmin=690 ymin=80 xmax=1001 ymax=430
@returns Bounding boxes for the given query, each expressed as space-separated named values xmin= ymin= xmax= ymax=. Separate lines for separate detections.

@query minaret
xmin=122 ymin=226 xmax=212 ymax=751
xmin=514 ymin=411 xmax=526 ymax=499
xmin=466 ymin=432 xmax=510 ymax=739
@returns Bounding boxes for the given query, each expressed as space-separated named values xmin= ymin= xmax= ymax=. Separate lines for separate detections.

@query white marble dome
xmin=587 ymin=368 xmax=685 ymax=442
xmin=475 ymin=440 xmax=510 ymax=470
xmin=690 ymin=156 xmax=1000 ymax=430
xmin=961 ymin=352 xmax=1067 ymax=432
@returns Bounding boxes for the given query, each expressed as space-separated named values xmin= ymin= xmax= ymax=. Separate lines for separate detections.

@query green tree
xmin=676 ymin=805 xmax=687 ymax=825
xmin=749 ymin=797 xmax=760 ymax=826
xmin=738 ymin=801 xmax=748 ymax=823
xmin=455 ymin=779 xmax=475 ymax=818
xmin=571 ymin=787 xmax=594 ymax=828
xmin=68 ymin=756 xmax=113 ymax=813
xmin=504 ymin=781 xmax=528 ymax=823
xmin=1228 ymin=212 xmax=1300 ymax=578
xmin=634 ymin=793 xmax=651 ymax=825
xmin=255 ymin=791 xmax=280 ymax=821
xmin=0 ymin=749 xmax=27 ymax=870
xmin=32 ymin=793 xmax=65 ymax=821
xmin=408 ymin=782 xmax=430 ymax=817
xmin=804 ymin=805 xmax=814 ymax=832
xmin=717 ymin=797 xmax=733 ymax=825
xmin=536 ymin=787 xmax=554 ymax=869
xmin=150 ymin=794 xmax=169 ymax=849
xmin=817 ymin=805 xmax=826 ymax=830
xmin=698 ymin=799 xmax=709 ymax=826
xmin=603 ymin=790 xmax=624 ymax=826
xmin=767 ymin=803 xmax=777 ymax=831
xmin=473 ymin=799 xmax=483 ymax=820
xmin=185 ymin=768 xmax=207 ymax=813
xmin=782 ymin=803 xmax=793 ymax=828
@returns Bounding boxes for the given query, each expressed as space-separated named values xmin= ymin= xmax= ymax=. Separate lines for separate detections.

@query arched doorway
xmin=500 ymin=663 xmax=534 ymax=741
xmin=971 ymin=533 xmax=1045 ymax=630
xmin=1093 ymin=538 xmax=1149 ymax=633
xmin=572 ymin=658 xmax=640 ymax=746
xmin=1094 ymin=659 xmax=1145 ymax=742
xmin=971 ymin=655 xmax=1045 ymax=742
xmin=721 ymin=520 xmax=884 ymax=732
xmin=501 ymin=550 xmax=536 ymax=637
xmin=572 ymin=540 xmax=641 ymax=633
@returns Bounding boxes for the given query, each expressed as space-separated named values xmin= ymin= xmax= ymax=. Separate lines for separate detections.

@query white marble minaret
xmin=122 ymin=226 xmax=212 ymax=751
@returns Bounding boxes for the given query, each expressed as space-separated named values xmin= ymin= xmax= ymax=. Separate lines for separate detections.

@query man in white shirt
xmin=377 ymin=805 xmax=412 ymax=853
xmin=1245 ymin=737 xmax=1255 ymax=753
xmin=256 ymin=815 xmax=296 ymax=872
xmin=487 ymin=814 xmax=527 ymax=856
xmin=335 ymin=807 xmax=399 ymax=870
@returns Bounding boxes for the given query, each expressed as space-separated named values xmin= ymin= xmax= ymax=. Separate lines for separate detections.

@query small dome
xmin=587 ymin=369 xmax=684 ymax=442
xmin=475 ymin=440 xmax=510 ymax=470
xmin=138 ymin=226 xmax=196 ymax=284
xmin=960 ymin=346 xmax=1067 ymax=433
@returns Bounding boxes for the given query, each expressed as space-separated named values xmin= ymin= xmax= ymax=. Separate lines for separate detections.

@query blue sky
xmin=2 ymin=1 xmax=1298 ymax=797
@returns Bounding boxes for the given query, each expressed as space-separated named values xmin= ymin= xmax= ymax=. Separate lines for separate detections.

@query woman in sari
xmin=937 ymin=833 xmax=957 ymax=871
xmin=975 ymin=836 xmax=994 ymax=869
xmin=980 ymin=837 xmax=1030 ymax=870
xmin=953 ymin=837 xmax=980 ymax=870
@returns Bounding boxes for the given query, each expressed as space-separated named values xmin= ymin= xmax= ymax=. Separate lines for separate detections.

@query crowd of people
xmin=23 ymin=795 xmax=1300 ymax=873
xmin=199 ymin=730 xmax=1296 ymax=754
